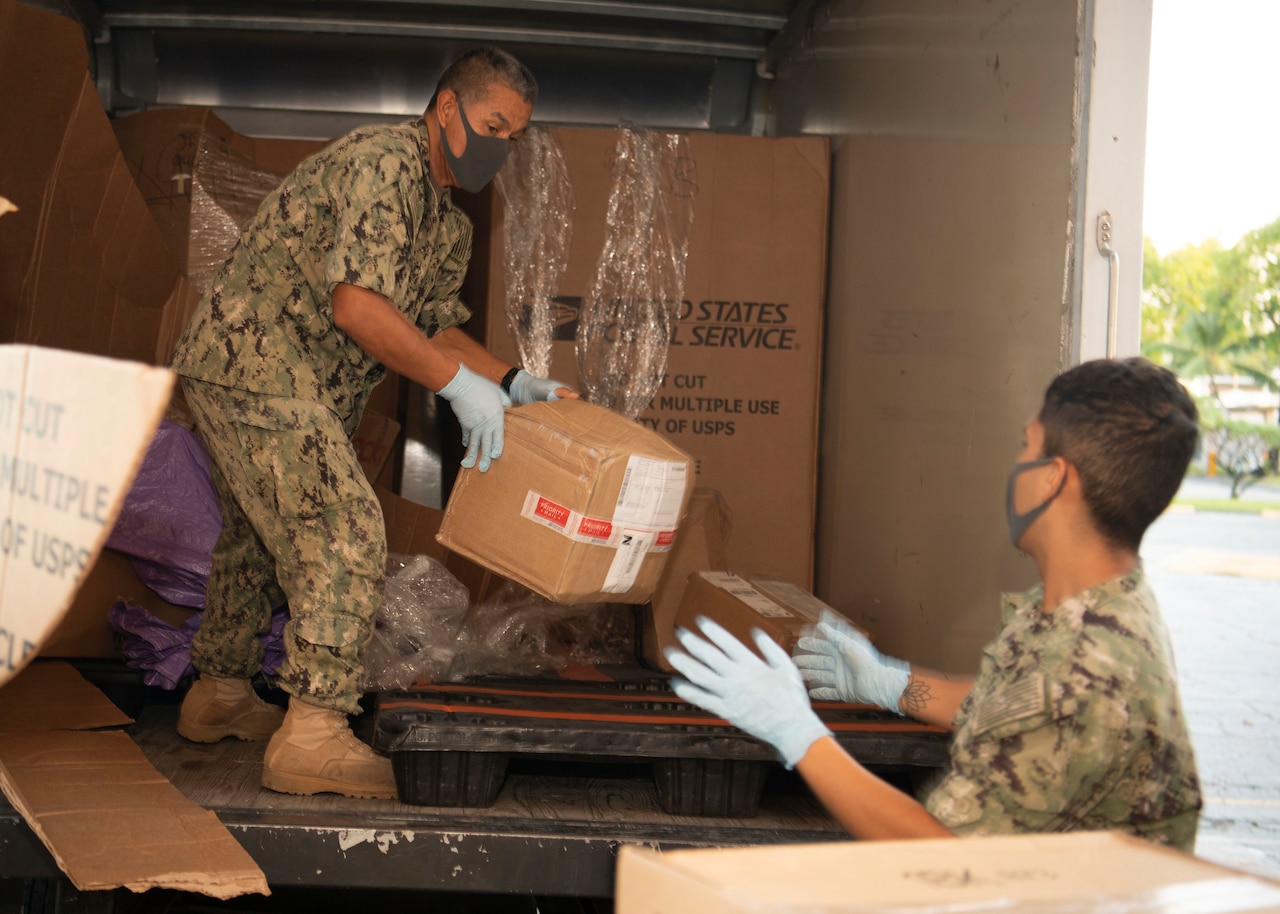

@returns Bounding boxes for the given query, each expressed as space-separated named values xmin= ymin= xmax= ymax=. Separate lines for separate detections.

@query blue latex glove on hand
xmin=664 ymin=617 xmax=831 ymax=770
xmin=437 ymin=364 xmax=506 ymax=472
xmin=793 ymin=610 xmax=910 ymax=712
xmin=507 ymin=369 xmax=573 ymax=406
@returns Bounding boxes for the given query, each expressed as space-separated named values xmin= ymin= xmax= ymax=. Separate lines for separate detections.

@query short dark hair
xmin=1039 ymin=357 xmax=1199 ymax=551
xmin=428 ymin=47 xmax=538 ymax=111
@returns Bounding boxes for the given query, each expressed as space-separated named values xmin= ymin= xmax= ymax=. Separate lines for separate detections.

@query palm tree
xmin=1143 ymin=308 xmax=1277 ymax=399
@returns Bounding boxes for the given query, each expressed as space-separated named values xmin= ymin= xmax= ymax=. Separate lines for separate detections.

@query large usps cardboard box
xmin=615 ymin=831 xmax=1280 ymax=914
xmin=437 ymin=399 xmax=694 ymax=605
xmin=674 ymin=570 xmax=848 ymax=658
xmin=484 ymin=128 xmax=828 ymax=590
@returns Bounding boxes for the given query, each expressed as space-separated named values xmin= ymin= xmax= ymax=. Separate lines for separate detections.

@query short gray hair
xmin=429 ymin=47 xmax=538 ymax=111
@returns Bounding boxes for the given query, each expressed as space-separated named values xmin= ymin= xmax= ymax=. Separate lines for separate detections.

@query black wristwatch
xmin=500 ymin=366 xmax=521 ymax=395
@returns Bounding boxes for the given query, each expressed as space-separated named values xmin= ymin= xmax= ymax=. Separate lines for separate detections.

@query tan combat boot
xmin=261 ymin=696 xmax=397 ymax=799
xmin=177 ymin=674 xmax=285 ymax=742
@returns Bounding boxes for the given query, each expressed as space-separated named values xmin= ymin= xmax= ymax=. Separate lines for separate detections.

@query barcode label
xmin=614 ymin=457 xmax=688 ymax=528
xmin=603 ymin=528 xmax=656 ymax=593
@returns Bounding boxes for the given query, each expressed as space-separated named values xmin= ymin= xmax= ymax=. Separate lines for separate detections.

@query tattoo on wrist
xmin=899 ymin=677 xmax=934 ymax=716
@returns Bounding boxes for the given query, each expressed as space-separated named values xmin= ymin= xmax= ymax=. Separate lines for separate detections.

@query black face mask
xmin=440 ymin=99 xmax=511 ymax=193
xmin=1005 ymin=457 xmax=1067 ymax=549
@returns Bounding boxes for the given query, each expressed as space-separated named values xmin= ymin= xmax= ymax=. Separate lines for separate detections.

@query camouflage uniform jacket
xmin=171 ymin=119 xmax=473 ymax=423
xmin=924 ymin=565 xmax=1202 ymax=850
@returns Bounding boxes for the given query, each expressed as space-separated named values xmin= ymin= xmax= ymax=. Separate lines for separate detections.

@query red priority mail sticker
xmin=653 ymin=530 xmax=678 ymax=552
xmin=522 ymin=491 xmax=572 ymax=531
xmin=576 ymin=516 xmax=614 ymax=544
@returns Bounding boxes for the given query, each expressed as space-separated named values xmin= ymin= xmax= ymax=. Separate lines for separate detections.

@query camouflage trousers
xmin=181 ymin=378 xmax=386 ymax=714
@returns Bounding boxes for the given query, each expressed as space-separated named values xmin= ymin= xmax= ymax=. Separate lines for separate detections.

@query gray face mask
xmin=1005 ymin=457 xmax=1066 ymax=548
xmin=440 ymin=99 xmax=512 ymax=193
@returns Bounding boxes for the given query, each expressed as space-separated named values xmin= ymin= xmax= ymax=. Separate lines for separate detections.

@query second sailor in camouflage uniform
xmin=663 ymin=357 xmax=1203 ymax=847
xmin=924 ymin=567 xmax=1200 ymax=849
xmin=172 ymin=48 xmax=575 ymax=799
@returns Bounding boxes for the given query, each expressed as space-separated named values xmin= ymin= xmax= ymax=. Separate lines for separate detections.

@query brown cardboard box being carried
xmin=674 ymin=570 xmax=854 ymax=659
xmin=438 ymin=399 xmax=695 ymax=605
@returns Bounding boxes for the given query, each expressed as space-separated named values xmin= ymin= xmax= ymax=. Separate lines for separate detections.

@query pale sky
xmin=1143 ymin=0 xmax=1280 ymax=256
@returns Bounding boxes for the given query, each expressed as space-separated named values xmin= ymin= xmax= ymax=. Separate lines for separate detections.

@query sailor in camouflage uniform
xmin=171 ymin=47 xmax=574 ymax=799
xmin=664 ymin=357 xmax=1202 ymax=848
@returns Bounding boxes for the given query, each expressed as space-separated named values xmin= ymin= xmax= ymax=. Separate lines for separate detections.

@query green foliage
xmin=1196 ymin=397 xmax=1280 ymax=498
xmin=1143 ymin=217 xmax=1280 ymax=399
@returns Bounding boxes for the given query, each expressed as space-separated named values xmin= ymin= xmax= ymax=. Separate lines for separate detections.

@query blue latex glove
xmin=437 ymin=364 xmax=506 ymax=472
xmin=507 ymin=369 xmax=573 ymax=406
xmin=793 ymin=610 xmax=910 ymax=712
xmin=665 ymin=617 xmax=831 ymax=770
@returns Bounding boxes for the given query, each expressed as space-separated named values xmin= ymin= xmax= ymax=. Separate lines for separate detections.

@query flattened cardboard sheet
xmin=0 ymin=729 xmax=268 ymax=898
xmin=0 ymin=661 xmax=269 ymax=899
xmin=0 ymin=661 xmax=131 ymax=731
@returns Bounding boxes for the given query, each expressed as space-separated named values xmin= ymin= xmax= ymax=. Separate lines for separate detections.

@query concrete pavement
xmin=1143 ymin=484 xmax=1280 ymax=879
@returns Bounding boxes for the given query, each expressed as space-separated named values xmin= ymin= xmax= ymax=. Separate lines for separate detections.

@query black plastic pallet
xmin=373 ymin=675 xmax=951 ymax=817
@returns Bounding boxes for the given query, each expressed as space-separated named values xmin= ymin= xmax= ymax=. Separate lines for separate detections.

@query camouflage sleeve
xmin=321 ymin=150 xmax=420 ymax=312
xmin=925 ymin=668 xmax=1131 ymax=836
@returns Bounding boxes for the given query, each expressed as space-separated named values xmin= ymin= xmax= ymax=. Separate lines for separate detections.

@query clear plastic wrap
xmin=188 ymin=134 xmax=284 ymax=294
xmin=576 ymin=125 xmax=696 ymax=419
xmin=495 ymin=126 xmax=575 ymax=379
xmin=362 ymin=553 xmax=471 ymax=691
xmin=445 ymin=580 xmax=638 ymax=681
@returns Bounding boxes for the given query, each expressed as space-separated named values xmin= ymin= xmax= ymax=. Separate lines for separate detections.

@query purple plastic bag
xmin=105 ymin=420 xmax=222 ymax=607
xmin=109 ymin=600 xmax=287 ymax=690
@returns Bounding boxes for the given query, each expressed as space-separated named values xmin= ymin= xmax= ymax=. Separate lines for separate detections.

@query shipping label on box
xmin=485 ymin=128 xmax=829 ymax=591
xmin=437 ymin=399 xmax=693 ymax=605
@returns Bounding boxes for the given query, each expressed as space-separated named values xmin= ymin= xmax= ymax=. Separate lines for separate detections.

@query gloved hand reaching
xmin=436 ymin=364 xmax=506 ymax=472
xmin=507 ymin=369 xmax=574 ymax=406
xmin=793 ymin=610 xmax=910 ymax=712
xmin=665 ymin=618 xmax=831 ymax=769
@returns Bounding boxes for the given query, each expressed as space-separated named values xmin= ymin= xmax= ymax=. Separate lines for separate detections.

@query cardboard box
xmin=615 ymin=831 xmax=1280 ymax=914
xmin=674 ymin=570 xmax=847 ymax=657
xmin=0 ymin=346 xmax=174 ymax=682
xmin=112 ymin=107 xmax=327 ymax=279
xmin=0 ymin=0 xmax=185 ymax=366
xmin=437 ymin=399 xmax=694 ymax=605
xmin=642 ymin=488 xmax=731 ymax=670
xmin=484 ymin=128 xmax=829 ymax=590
